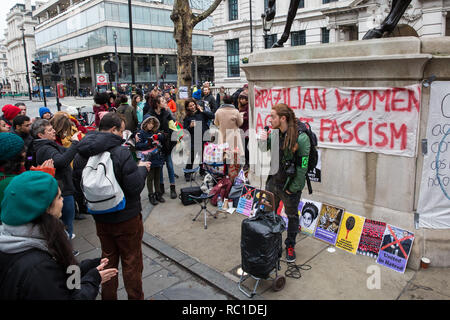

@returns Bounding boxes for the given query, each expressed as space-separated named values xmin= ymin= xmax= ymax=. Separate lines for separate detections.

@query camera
xmin=284 ymin=160 xmax=296 ymax=177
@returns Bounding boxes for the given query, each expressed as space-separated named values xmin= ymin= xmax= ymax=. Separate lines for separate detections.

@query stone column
xmin=90 ymin=56 xmax=95 ymax=91
xmin=74 ymin=59 xmax=80 ymax=94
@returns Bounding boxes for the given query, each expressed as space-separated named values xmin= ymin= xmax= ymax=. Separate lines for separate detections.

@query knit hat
xmin=192 ymin=90 xmax=201 ymax=100
xmin=0 ymin=132 xmax=24 ymax=161
xmin=39 ymin=107 xmax=51 ymax=119
xmin=2 ymin=105 xmax=21 ymax=121
xmin=1 ymin=171 xmax=59 ymax=226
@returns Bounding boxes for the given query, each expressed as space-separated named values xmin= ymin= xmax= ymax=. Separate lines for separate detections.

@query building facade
xmin=5 ymin=0 xmax=40 ymax=95
xmin=211 ymin=0 xmax=450 ymax=89
xmin=0 ymin=40 xmax=10 ymax=93
xmin=33 ymin=0 xmax=215 ymax=95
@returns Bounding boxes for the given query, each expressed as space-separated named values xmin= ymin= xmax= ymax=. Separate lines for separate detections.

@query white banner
xmin=254 ymin=85 xmax=421 ymax=157
xmin=417 ymin=81 xmax=450 ymax=229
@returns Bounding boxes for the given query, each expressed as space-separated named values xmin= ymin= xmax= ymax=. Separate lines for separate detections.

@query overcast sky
xmin=0 ymin=0 xmax=45 ymax=40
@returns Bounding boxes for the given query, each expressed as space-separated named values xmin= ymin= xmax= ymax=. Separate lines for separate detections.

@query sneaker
xmin=73 ymin=250 xmax=80 ymax=257
xmin=71 ymin=233 xmax=76 ymax=240
xmin=286 ymin=246 xmax=296 ymax=263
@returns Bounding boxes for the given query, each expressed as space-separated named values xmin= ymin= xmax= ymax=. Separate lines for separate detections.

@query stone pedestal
xmin=242 ymin=37 xmax=450 ymax=269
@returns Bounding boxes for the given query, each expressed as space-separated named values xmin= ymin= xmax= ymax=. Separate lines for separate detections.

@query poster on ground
xmin=335 ymin=212 xmax=365 ymax=254
xmin=299 ymin=199 xmax=322 ymax=236
xmin=276 ymin=200 xmax=303 ymax=232
xmin=313 ymin=203 xmax=344 ymax=245
xmin=376 ymin=225 xmax=415 ymax=273
xmin=357 ymin=219 xmax=386 ymax=258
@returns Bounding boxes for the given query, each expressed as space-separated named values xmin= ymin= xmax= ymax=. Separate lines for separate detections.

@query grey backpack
xmin=81 ymin=151 xmax=126 ymax=214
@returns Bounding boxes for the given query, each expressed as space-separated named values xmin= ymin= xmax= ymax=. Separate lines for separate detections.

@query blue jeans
xmin=160 ymin=153 xmax=175 ymax=185
xmin=62 ymin=195 xmax=75 ymax=239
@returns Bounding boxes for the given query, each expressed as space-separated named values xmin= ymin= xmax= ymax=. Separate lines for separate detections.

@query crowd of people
xmin=0 ymin=81 xmax=255 ymax=300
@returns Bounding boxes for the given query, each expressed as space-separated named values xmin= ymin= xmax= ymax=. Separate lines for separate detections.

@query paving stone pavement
xmin=72 ymin=215 xmax=233 ymax=300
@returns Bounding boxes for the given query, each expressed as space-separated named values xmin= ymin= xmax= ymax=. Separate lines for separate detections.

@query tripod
xmin=190 ymin=194 xmax=216 ymax=229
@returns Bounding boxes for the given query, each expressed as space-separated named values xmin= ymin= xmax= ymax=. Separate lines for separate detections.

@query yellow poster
xmin=335 ymin=212 xmax=365 ymax=254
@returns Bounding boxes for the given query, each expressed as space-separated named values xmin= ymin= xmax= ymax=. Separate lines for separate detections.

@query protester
xmin=39 ymin=106 xmax=52 ymax=120
xmin=108 ymin=93 xmax=117 ymax=111
xmin=73 ymin=112 xmax=150 ymax=300
xmin=93 ymin=92 xmax=110 ymax=127
xmin=216 ymin=86 xmax=226 ymax=107
xmin=131 ymin=94 xmax=144 ymax=125
xmin=0 ymin=171 xmax=118 ymax=299
xmin=232 ymin=83 xmax=248 ymax=108
xmin=0 ymin=133 xmax=26 ymax=222
xmin=15 ymin=102 xmax=26 ymax=116
xmin=214 ymin=94 xmax=244 ymax=167
xmin=31 ymin=119 xmax=80 ymax=242
xmin=146 ymin=95 xmax=178 ymax=199
xmin=201 ymin=86 xmax=217 ymax=113
xmin=11 ymin=115 xmax=33 ymax=169
xmin=164 ymin=90 xmax=177 ymax=113
xmin=238 ymin=91 xmax=250 ymax=168
xmin=136 ymin=115 xmax=165 ymax=205
xmin=116 ymin=94 xmax=138 ymax=132
xmin=0 ymin=119 xmax=8 ymax=132
xmin=258 ymin=103 xmax=310 ymax=263
xmin=183 ymin=98 xmax=214 ymax=180
xmin=1 ymin=104 xmax=21 ymax=128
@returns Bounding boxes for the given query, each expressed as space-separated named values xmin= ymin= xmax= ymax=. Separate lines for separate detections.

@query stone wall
xmin=242 ymin=36 xmax=450 ymax=269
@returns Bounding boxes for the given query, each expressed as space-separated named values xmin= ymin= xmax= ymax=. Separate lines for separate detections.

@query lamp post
xmin=128 ymin=0 xmax=136 ymax=95
xmin=20 ymin=27 xmax=32 ymax=100
xmin=261 ymin=12 xmax=274 ymax=49
xmin=113 ymin=31 xmax=119 ymax=89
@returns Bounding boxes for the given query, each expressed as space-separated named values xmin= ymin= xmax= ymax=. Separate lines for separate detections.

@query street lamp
xmin=113 ymin=31 xmax=119 ymax=89
xmin=128 ymin=0 xmax=136 ymax=95
xmin=20 ymin=26 xmax=32 ymax=100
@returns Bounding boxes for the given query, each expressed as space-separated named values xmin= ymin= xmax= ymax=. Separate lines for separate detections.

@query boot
xmin=160 ymin=183 xmax=165 ymax=195
xmin=156 ymin=192 xmax=166 ymax=203
xmin=170 ymin=185 xmax=177 ymax=199
xmin=149 ymin=193 xmax=158 ymax=206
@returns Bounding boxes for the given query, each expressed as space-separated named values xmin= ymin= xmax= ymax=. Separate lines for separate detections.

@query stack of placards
xmin=236 ymin=186 xmax=415 ymax=274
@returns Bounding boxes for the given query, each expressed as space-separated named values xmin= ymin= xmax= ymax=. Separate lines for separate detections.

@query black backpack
xmin=297 ymin=121 xmax=319 ymax=194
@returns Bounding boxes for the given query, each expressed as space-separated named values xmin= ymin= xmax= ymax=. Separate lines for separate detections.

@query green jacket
xmin=259 ymin=130 xmax=311 ymax=193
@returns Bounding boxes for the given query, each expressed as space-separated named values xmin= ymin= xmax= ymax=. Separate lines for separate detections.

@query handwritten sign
xmin=417 ymin=81 xmax=450 ymax=228
xmin=254 ymin=85 xmax=421 ymax=157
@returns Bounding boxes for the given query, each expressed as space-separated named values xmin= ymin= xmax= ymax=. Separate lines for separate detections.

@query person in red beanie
xmin=1 ymin=105 xmax=21 ymax=128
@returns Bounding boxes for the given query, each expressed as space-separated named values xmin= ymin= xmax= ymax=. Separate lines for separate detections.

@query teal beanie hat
xmin=0 ymin=132 xmax=24 ymax=161
xmin=1 ymin=171 xmax=59 ymax=226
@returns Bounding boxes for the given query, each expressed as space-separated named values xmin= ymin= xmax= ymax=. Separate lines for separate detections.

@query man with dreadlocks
xmin=259 ymin=103 xmax=310 ymax=263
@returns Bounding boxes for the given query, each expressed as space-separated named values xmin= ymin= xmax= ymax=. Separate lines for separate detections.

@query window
xmin=323 ymin=0 xmax=338 ymax=3
xmin=264 ymin=34 xmax=277 ymax=49
xmin=291 ymin=30 xmax=306 ymax=46
xmin=299 ymin=0 xmax=304 ymax=8
xmin=321 ymin=27 xmax=329 ymax=43
xmin=229 ymin=0 xmax=238 ymax=21
xmin=226 ymin=39 xmax=240 ymax=77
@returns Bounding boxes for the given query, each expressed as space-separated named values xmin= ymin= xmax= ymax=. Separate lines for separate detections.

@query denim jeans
xmin=160 ymin=153 xmax=175 ymax=185
xmin=61 ymin=195 xmax=75 ymax=239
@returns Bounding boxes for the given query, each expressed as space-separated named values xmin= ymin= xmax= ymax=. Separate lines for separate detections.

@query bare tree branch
xmin=192 ymin=0 xmax=222 ymax=26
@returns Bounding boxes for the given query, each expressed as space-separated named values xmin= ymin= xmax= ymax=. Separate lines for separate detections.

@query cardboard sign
xmin=335 ymin=212 xmax=365 ymax=254
xmin=313 ymin=203 xmax=344 ymax=245
xmin=357 ymin=219 xmax=386 ymax=258
xmin=376 ymin=225 xmax=415 ymax=273
xmin=299 ymin=199 xmax=322 ymax=236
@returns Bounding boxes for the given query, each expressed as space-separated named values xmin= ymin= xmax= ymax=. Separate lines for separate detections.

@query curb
xmin=141 ymin=202 xmax=264 ymax=300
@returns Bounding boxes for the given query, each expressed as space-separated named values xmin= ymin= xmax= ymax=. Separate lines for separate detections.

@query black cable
xmin=284 ymin=261 xmax=312 ymax=279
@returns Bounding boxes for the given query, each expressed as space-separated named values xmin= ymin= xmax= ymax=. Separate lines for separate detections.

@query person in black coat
xmin=0 ymin=171 xmax=117 ymax=300
xmin=183 ymin=98 xmax=214 ymax=179
xmin=31 ymin=119 xmax=80 ymax=240
xmin=73 ymin=113 xmax=150 ymax=300
xmin=201 ymin=86 xmax=217 ymax=113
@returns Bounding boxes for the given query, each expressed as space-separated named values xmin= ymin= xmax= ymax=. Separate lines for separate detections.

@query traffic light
xmin=32 ymin=60 xmax=42 ymax=81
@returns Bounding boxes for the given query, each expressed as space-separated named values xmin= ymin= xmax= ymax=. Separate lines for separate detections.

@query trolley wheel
xmin=272 ymin=275 xmax=286 ymax=292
